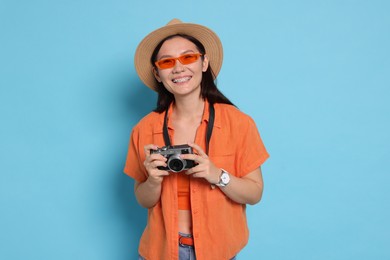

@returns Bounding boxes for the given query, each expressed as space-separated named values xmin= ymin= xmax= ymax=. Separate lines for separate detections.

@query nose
xmin=172 ymin=59 xmax=185 ymax=73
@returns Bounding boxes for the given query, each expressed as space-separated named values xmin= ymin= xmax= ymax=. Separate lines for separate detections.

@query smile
xmin=172 ymin=76 xmax=192 ymax=83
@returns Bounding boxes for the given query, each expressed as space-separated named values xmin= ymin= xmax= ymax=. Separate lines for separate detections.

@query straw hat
xmin=134 ymin=19 xmax=223 ymax=91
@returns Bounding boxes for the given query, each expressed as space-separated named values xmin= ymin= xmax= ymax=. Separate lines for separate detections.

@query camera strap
xmin=163 ymin=102 xmax=215 ymax=155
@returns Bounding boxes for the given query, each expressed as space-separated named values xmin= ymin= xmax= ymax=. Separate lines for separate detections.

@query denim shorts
xmin=138 ymin=233 xmax=237 ymax=260
xmin=138 ymin=251 xmax=236 ymax=260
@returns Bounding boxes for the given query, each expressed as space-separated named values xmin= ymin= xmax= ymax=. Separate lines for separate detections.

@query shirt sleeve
xmin=236 ymin=115 xmax=269 ymax=177
xmin=123 ymin=126 xmax=148 ymax=183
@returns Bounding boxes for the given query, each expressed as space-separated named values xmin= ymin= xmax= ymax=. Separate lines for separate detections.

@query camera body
xmin=150 ymin=144 xmax=196 ymax=172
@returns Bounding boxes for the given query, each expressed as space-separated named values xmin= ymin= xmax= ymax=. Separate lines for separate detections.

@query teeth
xmin=173 ymin=77 xmax=191 ymax=83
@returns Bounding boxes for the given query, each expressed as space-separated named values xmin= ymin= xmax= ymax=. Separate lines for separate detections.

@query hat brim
xmin=134 ymin=20 xmax=223 ymax=91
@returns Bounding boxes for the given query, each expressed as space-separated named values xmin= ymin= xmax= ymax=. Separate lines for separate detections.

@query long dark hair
xmin=150 ymin=34 xmax=235 ymax=113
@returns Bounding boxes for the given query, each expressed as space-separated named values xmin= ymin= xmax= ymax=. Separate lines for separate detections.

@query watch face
xmin=221 ymin=173 xmax=230 ymax=184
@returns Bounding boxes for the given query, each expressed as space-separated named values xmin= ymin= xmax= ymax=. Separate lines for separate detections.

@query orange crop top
xmin=177 ymin=172 xmax=191 ymax=210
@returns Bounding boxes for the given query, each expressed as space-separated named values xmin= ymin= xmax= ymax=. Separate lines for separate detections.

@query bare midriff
xmin=178 ymin=210 xmax=193 ymax=234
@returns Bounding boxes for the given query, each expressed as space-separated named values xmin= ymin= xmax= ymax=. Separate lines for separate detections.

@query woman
xmin=124 ymin=19 xmax=269 ymax=260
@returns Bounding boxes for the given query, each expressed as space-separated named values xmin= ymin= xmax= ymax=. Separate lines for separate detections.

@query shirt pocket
xmin=211 ymin=152 xmax=235 ymax=176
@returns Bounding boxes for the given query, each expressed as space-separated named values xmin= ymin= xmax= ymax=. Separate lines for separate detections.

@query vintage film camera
xmin=150 ymin=144 xmax=196 ymax=172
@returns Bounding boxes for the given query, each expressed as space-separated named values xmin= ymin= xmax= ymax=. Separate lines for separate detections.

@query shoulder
xmin=214 ymin=103 xmax=255 ymax=127
xmin=132 ymin=111 xmax=164 ymax=133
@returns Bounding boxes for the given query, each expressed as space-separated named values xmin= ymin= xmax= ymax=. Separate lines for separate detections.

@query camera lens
xmin=167 ymin=155 xmax=186 ymax=172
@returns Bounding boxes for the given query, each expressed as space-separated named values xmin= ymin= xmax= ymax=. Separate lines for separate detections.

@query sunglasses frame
xmin=154 ymin=53 xmax=203 ymax=69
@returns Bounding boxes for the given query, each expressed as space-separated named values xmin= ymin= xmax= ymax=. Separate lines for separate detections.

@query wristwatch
xmin=216 ymin=169 xmax=230 ymax=187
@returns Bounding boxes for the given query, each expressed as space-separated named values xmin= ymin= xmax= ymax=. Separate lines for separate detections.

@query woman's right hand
xmin=143 ymin=144 xmax=169 ymax=185
xmin=135 ymin=145 xmax=170 ymax=208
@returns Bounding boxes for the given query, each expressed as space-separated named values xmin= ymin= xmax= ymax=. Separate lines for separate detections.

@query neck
xmin=173 ymin=95 xmax=205 ymax=120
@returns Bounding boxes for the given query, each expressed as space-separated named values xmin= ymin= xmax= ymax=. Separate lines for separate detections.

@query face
xmin=153 ymin=36 xmax=209 ymax=97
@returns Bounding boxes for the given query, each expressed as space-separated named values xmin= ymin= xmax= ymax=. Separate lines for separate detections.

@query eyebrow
xmin=157 ymin=50 xmax=196 ymax=60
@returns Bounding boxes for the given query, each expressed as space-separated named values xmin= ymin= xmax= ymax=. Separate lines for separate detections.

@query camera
xmin=150 ymin=144 xmax=196 ymax=172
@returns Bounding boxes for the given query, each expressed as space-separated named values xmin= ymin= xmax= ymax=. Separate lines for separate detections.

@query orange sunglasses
xmin=154 ymin=53 xmax=203 ymax=69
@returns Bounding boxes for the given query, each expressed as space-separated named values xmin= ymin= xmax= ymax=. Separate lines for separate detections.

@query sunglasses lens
xmin=155 ymin=54 xmax=202 ymax=69
xmin=156 ymin=58 xmax=176 ymax=69
xmin=178 ymin=54 xmax=200 ymax=64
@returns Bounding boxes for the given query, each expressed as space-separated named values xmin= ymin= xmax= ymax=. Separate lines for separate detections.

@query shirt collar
xmin=153 ymin=99 xmax=222 ymax=134
xmin=202 ymin=99 xmax=221 ymax=128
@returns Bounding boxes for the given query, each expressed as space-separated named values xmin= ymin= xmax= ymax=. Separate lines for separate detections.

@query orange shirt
xmin=124 ymin=100 xmax=269 ymax=260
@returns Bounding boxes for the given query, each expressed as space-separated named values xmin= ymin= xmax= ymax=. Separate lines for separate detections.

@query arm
xmin=134 ymin=178 xmax=162 ymax=208
xmin=218 ymin=167 xmax=263 ymax=205
xmin=182 ymin=142 xmax=264 ymax=205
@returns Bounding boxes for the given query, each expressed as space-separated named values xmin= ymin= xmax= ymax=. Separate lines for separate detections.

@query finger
xmin=191 ymin=172 xmax=204 ymax=178
xmin=188 ymin=142 xmax=207 ymax=158
xmin=149 ymin=153 xmax=168 ymax=162
xmin=158 ymin=170 xmax=170 ymax=177
xmin=144 ymin=157 xmax=167 ymax=169
xmin=144 ymin=155 xmax=165 ymax=169
xmin=151 ymin=160 xmax=168 ymax=170
xmin=144 ymin=144 xmax=159 ymax=157
xmin=187 ymin=170 xmax=206 ymax=179
xmin=179 ymin=153 xmax=198 ymax=161
xmin=150 ymin=166 xmax=170 ymax=174
xmin=185 ymin=164 xmax=204 ymax=175
xmin=149 ymin=169 xmax=170 ymax=179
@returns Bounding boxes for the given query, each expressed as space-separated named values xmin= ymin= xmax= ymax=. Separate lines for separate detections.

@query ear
xmin=202 ymin=55 xmax=209 ymax=72
xmin=152 ymin=67 xmax=162 ymax=82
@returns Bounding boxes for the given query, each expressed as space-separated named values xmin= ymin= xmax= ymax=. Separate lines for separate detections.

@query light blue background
xmin=1 ymin=0 xmax=389 ymax=259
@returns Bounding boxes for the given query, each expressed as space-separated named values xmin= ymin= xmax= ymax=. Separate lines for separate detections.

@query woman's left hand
xmin=180 ymin=142 xmax=220 ymax=184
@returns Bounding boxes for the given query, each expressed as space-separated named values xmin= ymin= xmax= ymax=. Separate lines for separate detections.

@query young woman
xmin=124 ymin=19 xmax=269 ymax=260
